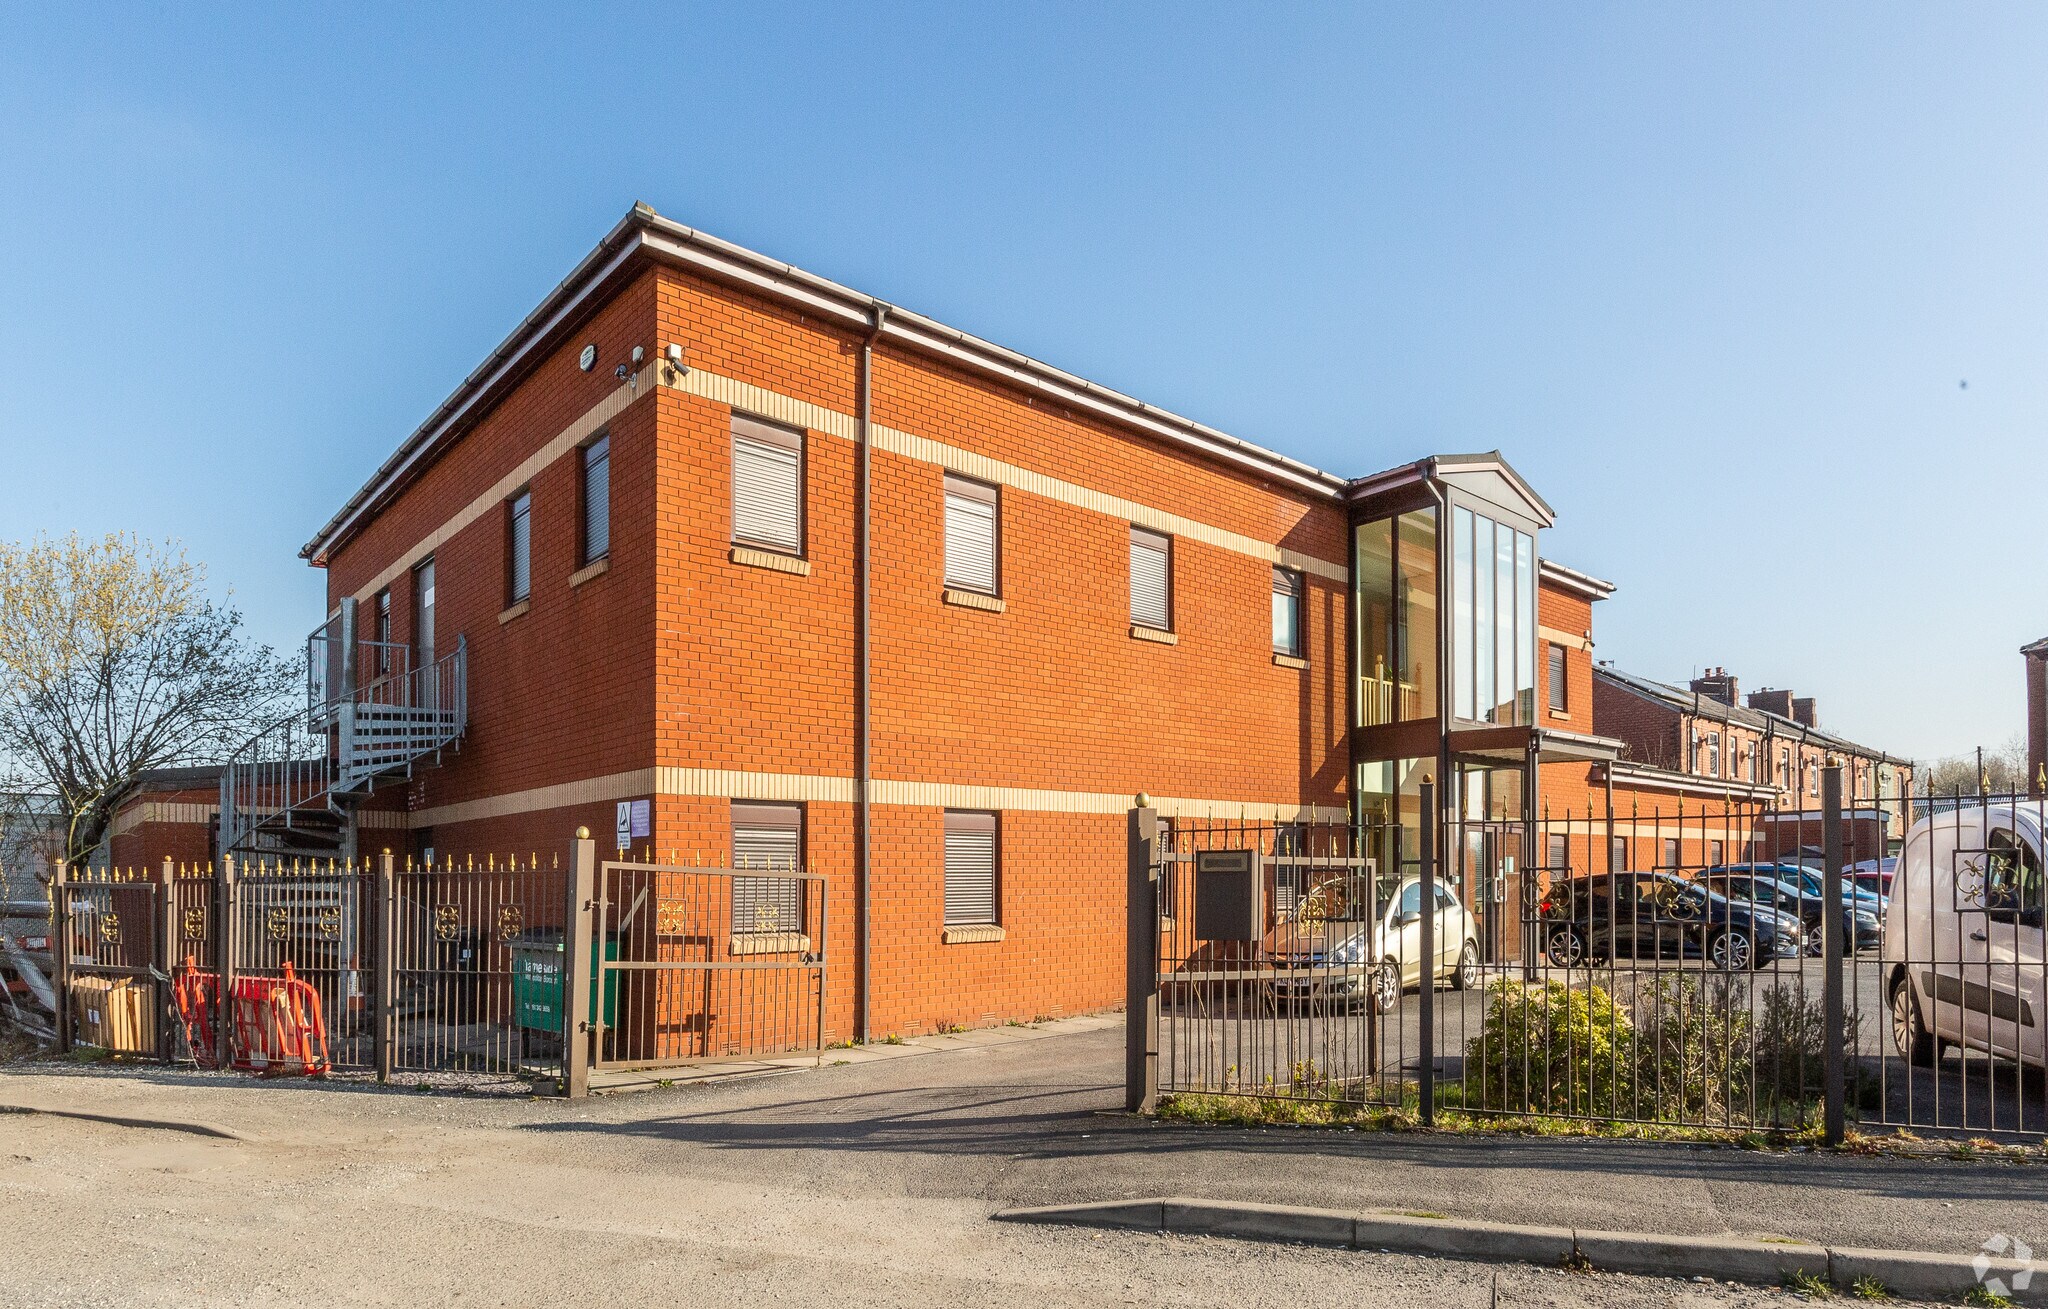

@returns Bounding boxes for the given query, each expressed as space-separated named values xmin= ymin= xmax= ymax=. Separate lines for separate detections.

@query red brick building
xmin=153 ymin=205 xmax=1893 ymax=1041
xmin=1591 ymin=664 xmax=1912 ymax=855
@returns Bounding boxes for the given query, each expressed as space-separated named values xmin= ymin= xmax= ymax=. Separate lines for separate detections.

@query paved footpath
xmin=1 ymin=1018 xmax=2041 ymax=1307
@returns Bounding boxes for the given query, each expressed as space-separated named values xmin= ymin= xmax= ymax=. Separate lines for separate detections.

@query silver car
xmin=1263 ymin=875 xmax=1481 ymax=1012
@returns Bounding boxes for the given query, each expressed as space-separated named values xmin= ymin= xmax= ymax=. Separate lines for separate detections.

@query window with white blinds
xmin=943 ymin=474 xmax=998 ymax=594
xmin=1271 ymin=566 xmax=1302 ymax=655
xmin=1130 ymin=526 xmax=1171 ymax=630
xmin=580 ymin=435 xmax=610 ymax=565
xmin=732 ymin=415 xmax=803 ymax=555
xmin=731 ymin=802 xmax=804 ymax=934
xmin=943 ymin=810 xmax=998 ymax=927
xmin=506 ymin=489 xmax=531 ymax=604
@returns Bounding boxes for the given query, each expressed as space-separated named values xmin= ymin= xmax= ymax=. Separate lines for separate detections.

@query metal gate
xmin=231 ymin=858 xmax=377 ymax=1068
xmin=54 ymin=850 xmax=568 ymax=1085
xmin=50 ymin=865 xmax=166 ymax=1059
xmin=387 ymin=856 xmax=566 ymax=1077
xmin=587 ymin=858 xmax=828 ymax=1072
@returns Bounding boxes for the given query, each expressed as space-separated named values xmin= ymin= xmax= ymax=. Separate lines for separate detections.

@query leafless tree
xmin=0 ymin=533 xmax=298 ymax=864
xmin=1916 ymin=733 xmax=2030 ymax=797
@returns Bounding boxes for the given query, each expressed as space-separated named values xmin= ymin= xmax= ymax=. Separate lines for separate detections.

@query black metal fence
xmin=1136 ymin=768 xmax=2048 ymax=1142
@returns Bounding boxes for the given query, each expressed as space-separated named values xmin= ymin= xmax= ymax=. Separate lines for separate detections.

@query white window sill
xmin=731 ymin=546 xmax=811 ymax=576
xmin=570 ymin=557 xmax=610 ymax=588
xmin=728 ymin=931 xmax=811 ymax=956
xmin=941 ymin=924 xmax=1006 ymax=945
xmin=943 ymin=588 xmax=1005 ymax=612
xmin=1272 ymin=653 xmax=1307 ymax=670
xmin=498 ymin=600 xmax=531 ymax=625
xmin=1129 ymin=625 xmax=1178 ymax=646
xmin=1548 ymin=708 xmax=1572 ymax=721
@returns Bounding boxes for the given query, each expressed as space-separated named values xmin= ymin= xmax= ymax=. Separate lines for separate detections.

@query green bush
xmin=1465 ymin=978 xmax=1633 ymax=1117
xmin=1629 ymin=974 xmax=1752 ymax=1122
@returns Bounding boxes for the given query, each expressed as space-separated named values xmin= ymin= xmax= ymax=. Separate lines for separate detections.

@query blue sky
xmin=1 ymin=5 xmax=2041 ymax=761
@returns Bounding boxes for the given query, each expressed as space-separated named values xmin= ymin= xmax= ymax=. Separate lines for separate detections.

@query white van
xmin=1884 ymin=804 xmax=2047 ymax=1066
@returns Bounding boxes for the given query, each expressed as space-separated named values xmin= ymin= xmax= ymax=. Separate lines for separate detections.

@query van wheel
xmin=1452 ymin=943 xmax=1480 ymax=991
xmin=1710 ymin=930 xmax=1752 ymax=972
xmin=1891 ymin=978 xmax=1936 ymax=1067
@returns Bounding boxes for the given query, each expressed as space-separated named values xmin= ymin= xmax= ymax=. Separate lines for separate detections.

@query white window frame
xmin=580 ymin=434 xmax=610 ymax=566
xmin=943 ymin=474 xmax=999 ymax=595
xmin=1271 ymin=566 xmax=1303 ymax=657
xmin=1130 ymin=526 xmax=1172 ymax=631
xmin=732 ymin=414 xmax=805 ymax=556
xmin=507 ymin=488 xmax=532 ymax=605
xmin=943 ymin=810 xmax=999 ymax=927
xmin=731 ymin=802 xmax=804 ymax=934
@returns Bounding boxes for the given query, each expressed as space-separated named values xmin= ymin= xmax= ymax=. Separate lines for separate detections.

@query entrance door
xmin=1454 ymin=764 xmax=1527 ymax=965
xmin=1460 ymin=824 xmax=1524 ymax=964
xmin=412 ymin=558 xmax=436 ymax=708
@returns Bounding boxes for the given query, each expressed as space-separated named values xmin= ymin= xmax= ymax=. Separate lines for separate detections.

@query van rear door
xmin=1978 ymin=818 xmax=2046 ymax=1067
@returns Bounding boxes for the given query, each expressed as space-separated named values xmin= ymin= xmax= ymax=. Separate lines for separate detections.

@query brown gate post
xmin=216 ymin=852 xmax=237 ymax=1070
xmin=158 ymin=857 xmax=176 ymax=1063
xmin=1124 ymin=802 xmax=1160 ymax=1113
xmin=562 ymin=828 xmax=597 ymax=1099
xmin=51 ymin=858 xmax=72 ymax=1054
xmin=375 ymin=849 xmax=396 ymax=1082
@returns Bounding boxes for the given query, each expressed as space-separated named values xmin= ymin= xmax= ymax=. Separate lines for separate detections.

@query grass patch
xmin=1154 ymin=1091 xmax=2048 ymax=1161
xmin=1963 ymin=1288 xmax=2016 ymax=1308
xmin=1155 ymin=1089 xmax=1817 ymax=1148
xmin=1782 ymin=1268 xmax=1832 ymax=1297
xmin=1846 ymin=1275 xmax=1893 ymax=1301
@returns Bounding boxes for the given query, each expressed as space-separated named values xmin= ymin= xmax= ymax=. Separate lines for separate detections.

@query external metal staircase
xmin=219 ymin=599 xmax=466 ymax=863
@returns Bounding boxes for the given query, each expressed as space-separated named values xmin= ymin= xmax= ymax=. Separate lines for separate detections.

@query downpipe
xmin=856 ymin=302 xmax=890 ymax=1045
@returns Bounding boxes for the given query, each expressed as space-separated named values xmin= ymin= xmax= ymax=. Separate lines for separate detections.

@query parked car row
xmin=1538 ymin=871 xmax=1804 ymax=971
xmin=1216 ymin=805 xmax=2048 ymax=1080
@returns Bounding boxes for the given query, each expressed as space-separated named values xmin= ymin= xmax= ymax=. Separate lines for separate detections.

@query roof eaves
xmin=1538 ymin=558 xmax=1617 ymax=600
xmin=305 ymin=205 xmax=1362 ymax=564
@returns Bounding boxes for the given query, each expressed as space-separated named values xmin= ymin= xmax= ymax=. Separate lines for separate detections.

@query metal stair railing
xmin=337 ymin=637 xmax=467 ymax=790
xmin=222 ymin=627 xmax=467 ymax=857
xmin=218 ymin=708 xmax=335 ymax=859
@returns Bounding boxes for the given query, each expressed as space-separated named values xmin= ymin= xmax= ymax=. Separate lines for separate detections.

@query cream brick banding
xmin=346 ymin=374 xmax=642 ymax=603
xmin=674 ymin=367 xmax=1350 ymax=583
xmin=348 ymin=365 xmax=1349 ymax=604
xmin=403 ymin=765 xmax=1344 ymax=829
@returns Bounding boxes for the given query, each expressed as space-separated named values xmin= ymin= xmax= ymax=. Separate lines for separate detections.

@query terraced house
xmin=156 ymin=205 xmax=1886 ymax=1040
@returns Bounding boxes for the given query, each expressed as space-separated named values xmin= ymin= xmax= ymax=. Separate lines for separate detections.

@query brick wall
xmin=293 ymin=250 xmax=1349 ymax=1039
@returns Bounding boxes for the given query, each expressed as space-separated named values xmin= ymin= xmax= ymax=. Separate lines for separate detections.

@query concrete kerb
xmin=993 ymin=1198 xmax=2047 ymax=1303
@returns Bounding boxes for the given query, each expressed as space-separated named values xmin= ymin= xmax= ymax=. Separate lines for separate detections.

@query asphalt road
xmin=3 ymin=1019 xmax=2044 ymax=1308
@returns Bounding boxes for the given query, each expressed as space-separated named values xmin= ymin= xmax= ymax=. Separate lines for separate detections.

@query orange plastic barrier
xmin=172 ymin=957 xmax=331 ymax=1078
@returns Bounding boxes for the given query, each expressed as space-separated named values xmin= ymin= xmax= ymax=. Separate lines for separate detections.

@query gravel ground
xmin=0 ymin=1020 xmax=2032 ymax=1308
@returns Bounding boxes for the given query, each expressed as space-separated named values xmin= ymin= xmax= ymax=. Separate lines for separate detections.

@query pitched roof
xmin=303 ymin=204 xmax=1359 ymax=564
xmin=1593 ymin=665 xmax=1910 ymax=767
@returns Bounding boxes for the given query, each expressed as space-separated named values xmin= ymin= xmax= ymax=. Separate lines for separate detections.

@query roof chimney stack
xmin=1690 ymin=667 xmax=1740 ymax=707
xmin=1747 ymin=688 xmax=1796 ymax=719
xmin=1792 ymin=696 xmax=1817 ymax=728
